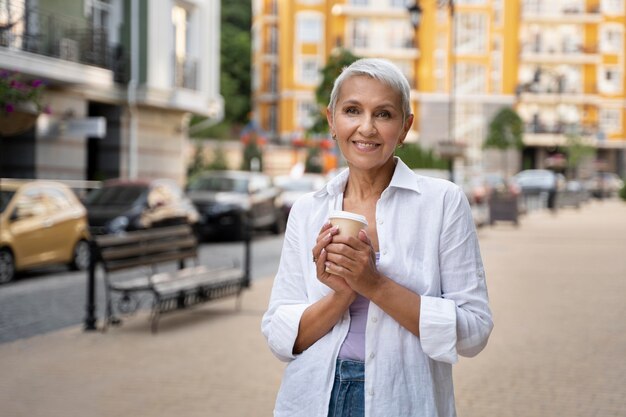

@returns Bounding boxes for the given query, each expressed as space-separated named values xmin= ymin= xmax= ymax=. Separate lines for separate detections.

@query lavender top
xmin=338 ymin=253 xmax=380 ymax=361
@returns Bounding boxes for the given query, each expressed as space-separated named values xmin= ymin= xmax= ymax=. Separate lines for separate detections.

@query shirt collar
xmin=314 ymin=157 xmax=421 ymax=198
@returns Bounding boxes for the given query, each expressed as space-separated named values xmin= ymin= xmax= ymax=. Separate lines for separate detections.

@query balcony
xmin=520 ymin=43 xmax=600 ymax=65
xmin=522 ymin=3 xmax=602 ymax=24
xmin=0 ymin=1 xmax=125 ymax=86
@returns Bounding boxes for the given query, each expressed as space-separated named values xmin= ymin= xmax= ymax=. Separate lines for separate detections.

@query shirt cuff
xmin=419 ymin=295 xmax=458 ymax=364
xmin=266 ymin=303 xmax=310 ymax=362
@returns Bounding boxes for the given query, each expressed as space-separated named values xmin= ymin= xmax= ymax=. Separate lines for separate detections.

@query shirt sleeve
xmin=261 ymin=200 xmax=312 ymax=362
xmin=419 ymin=185 xmax=494 ymax=364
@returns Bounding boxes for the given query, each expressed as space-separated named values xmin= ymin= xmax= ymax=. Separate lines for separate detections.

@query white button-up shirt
xmin=262 ymin=158 xmax=493 ymax=417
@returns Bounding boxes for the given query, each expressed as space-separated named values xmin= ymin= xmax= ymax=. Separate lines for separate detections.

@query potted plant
xmin=0 ymin=71 xmax=47 ymax=136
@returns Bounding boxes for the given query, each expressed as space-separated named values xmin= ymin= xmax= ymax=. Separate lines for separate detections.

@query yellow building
xmin=252 ymin=0 xmax=626 ymax=176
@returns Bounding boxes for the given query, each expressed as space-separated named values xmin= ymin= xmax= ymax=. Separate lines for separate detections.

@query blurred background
xmin=1 ymin=1 xmax=625 ymax=416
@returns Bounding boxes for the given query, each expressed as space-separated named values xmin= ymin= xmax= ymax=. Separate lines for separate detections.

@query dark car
xmin=85 ymin=178 xmax=199 ymax=235
xmin=187 ymin=170 xmax=284 ymax=240
xmin=274 ymin=174 xmax=326 ymax=220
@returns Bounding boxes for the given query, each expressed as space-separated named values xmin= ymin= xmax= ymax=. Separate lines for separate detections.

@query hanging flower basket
xmin=0 ymin=105 xmax=39 ymax=136
xmin=0 ymin=71 xmax=46 ymax=137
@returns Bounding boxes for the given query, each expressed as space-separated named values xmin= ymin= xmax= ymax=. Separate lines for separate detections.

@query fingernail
xmin=325 ymin=233 xmax=332 ymax=241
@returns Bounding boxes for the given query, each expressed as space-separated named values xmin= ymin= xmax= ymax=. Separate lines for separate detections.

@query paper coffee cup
xmin=329 ymin=210 xmax=368 ymax=238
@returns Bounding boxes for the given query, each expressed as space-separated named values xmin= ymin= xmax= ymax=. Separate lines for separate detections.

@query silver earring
xmin=332 ymin=134 xmax=337 ymax=141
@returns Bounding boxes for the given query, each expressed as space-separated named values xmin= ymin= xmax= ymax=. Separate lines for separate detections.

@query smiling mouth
xmin=352 ymin=140 xmax=381 ymax=151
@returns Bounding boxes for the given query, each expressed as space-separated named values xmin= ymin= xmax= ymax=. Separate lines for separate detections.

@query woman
xmin=262 ymin=58 xmax=493 ymax=417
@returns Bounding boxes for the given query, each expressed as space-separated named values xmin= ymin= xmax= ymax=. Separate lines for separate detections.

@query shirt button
xmin=369 ymin=352 xmax=375 ymax=359
xmin=377 ymin=218 xmax=383 ymax=225
xmin=368 ymin=389 xmax=374 ymax=396
xmin=371 ymin=316 xmax=378 ymax=323
xmin=382 ymin=250 xmax=388 ymax=255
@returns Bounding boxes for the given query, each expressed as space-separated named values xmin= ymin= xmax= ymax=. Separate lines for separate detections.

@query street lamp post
xmin=407 ymin=1 xmax=459 ymax=177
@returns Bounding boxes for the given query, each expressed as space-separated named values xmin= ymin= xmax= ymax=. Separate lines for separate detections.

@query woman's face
xmin=327 ymin=75 xmax=413 ymax=173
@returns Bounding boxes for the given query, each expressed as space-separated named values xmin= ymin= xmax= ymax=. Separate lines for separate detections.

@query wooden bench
xmin=89 ymin=224 xmax=250 ymax=333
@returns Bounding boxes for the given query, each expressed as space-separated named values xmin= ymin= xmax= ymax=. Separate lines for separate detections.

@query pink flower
xmin=5 ymin=103 xmax=15 ymax=113
xmin=31 ymin=79 xmax=43 ymax=88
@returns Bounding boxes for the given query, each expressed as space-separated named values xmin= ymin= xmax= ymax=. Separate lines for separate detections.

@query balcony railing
xmin=0 ymin=0 xmax=127 ymax=82
xmin=525 ymin=120 xmax=598 ymax=136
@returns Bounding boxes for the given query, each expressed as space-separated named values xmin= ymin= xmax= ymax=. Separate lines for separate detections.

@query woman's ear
xmin=326 ymin=107 xmax=334 ymax=136
xmin=401 ymin=114 xmax=414 ymax=140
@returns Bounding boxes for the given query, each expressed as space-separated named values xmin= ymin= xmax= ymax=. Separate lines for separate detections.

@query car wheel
xmin=0 ymin=249 xmax=15 ymax=284
xmin=270 ymin=211 xmax=286 ymax=235
xmin=70 ymin=240 xmax=91 ymax=271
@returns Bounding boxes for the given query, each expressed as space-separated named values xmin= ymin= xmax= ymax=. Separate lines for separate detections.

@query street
xmin=0 ymin=233 xmax=285 ymax=344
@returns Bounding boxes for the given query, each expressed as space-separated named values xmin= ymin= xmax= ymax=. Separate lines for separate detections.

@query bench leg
xmin=150 ymin=301 xmax=162 ymax=334
xmin=235 ymin=290 xmax=243 ymax=311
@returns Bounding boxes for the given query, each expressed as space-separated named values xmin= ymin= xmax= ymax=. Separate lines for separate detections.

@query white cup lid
xmin=329 ymin=210 xmax=368 ymax=226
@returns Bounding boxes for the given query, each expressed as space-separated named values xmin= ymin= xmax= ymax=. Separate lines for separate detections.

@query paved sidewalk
xmin=0 ymin=200 xmax=624 ymax=417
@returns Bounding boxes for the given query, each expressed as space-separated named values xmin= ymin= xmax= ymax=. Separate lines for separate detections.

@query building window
xmin=599 ymin=108 xmax=621 ymax=134
xmin=492 ymin=0 xmax=503 ymax=26
xmin=172 ymin=4 xmax=198 ymax=89
xmin=297 ymin=14 xmax=322 ymax=44
xmin=387 ymin=19 xmax=413 ymax=49
xmin=456 ymin=12 xmax=488 ymax=54
xmin=600 ymin=24 xmax=624 ymax=54
xmin=490 ymin=37 xmax=502 ymax=93
xmin=352 ymin=18 xmax=369 ymax=48
xmin=390 ymin=0 xmax=407 ymax=8
xmin=297 ymin=100 xmax=319 ymax=129
xmin=299 ymin=56 xmax=320 ymax=85
xmin=456 ymin=62 xmax=486 ymax=94
xmin=350 ymin=0 xmax=369 ymax=6
xmin=598 ymin=67 xmax=623 ymax=94
xmin=601 ymin=0 xmax=625 ymax=15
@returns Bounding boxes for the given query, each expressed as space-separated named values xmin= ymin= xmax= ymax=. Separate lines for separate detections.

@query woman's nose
xmin=358 ymin=116 xmax=377 ymax=137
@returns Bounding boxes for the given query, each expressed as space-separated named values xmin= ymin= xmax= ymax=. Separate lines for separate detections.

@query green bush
xmin=394 ymin=143 xmax=448 ymax=170
xmin=619 ymin=178 xmax=626 ymax=201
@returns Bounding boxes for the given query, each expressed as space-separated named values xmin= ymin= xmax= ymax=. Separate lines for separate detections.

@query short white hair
xmin=328 ymin=58 xmax=412 ymax=123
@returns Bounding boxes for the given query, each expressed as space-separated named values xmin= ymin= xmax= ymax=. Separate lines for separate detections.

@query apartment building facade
xmin=0 ymin=0 xmax=222 ymax=184
xmin=252 ymin=0 xmax=625 ymax=177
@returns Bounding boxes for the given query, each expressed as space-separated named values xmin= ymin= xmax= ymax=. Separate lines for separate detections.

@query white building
xmin=0 ymin=0 xmax=222 ymax=184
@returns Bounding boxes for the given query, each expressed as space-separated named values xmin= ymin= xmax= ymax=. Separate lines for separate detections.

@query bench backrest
xmin=93 ymin=225 xmax=197 ymax=272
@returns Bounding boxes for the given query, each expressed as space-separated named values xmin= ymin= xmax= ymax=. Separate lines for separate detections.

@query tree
xmin=564 ymin=133 xmax=594 ymax=179
xmin=241 ymin=135 xmax=263 ymax=171
xmin=483 ymin=107 xmax=524 ymax=175
xmin=307 ymin=49 xmax=360 ymax=136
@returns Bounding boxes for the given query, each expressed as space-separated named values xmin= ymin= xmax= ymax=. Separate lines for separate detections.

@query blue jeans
xmin=328 ymin=358 xmax=365 ymax=417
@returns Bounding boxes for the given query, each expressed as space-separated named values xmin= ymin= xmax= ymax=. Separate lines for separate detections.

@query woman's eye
xmin=376 ymin=111 xmax=391 ymax=119
xmin=345 ymin=107 xmax=359 ymax=115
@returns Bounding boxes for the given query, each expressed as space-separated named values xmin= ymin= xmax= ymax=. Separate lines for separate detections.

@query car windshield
xmin=0 ymin=190 xmax=15 ymax=213
xmin=276 ymin=178 xmax=320 ymax=192
xmin=188 ymin=176 xmax=249 ymax=193
xmin=86 ymin=185 xmax=146 ymax=207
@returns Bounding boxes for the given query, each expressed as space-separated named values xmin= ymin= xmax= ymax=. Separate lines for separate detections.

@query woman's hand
xmin=312 ymin=223 xmax=356 ymax=300
xmin=324 ymin=229 xmax=382 ymax=296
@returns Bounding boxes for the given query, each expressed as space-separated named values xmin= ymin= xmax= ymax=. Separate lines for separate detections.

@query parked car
xmin=414 ymin=169 xmax=489 ymax=227
xmin=513 ymin=169 xmax=564 ymax=210
xmin=85 ymin=178 xmax=199 ymax=235
xmin=274 ymin=173 xmax=327 ymax=220
xmin=585 ymin=172 xmax=624 ymax=199
xmin=0 ymin=179 xmax=91 ymax=284
xmin=186 ymin=170 xmax=284 ymax=240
